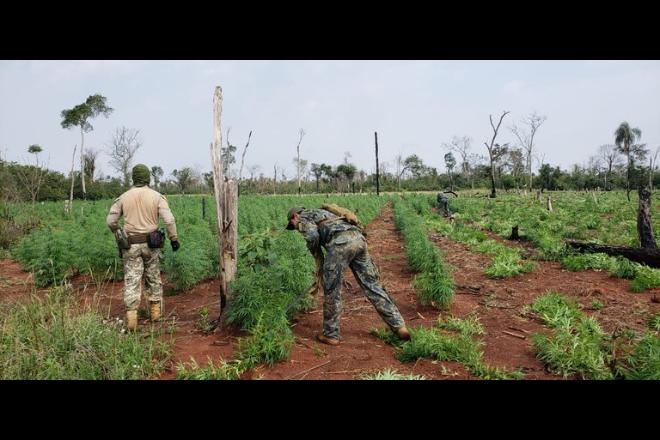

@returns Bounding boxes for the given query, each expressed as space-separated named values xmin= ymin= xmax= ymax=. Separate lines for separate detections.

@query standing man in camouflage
xmin=106 ymin=164 xmax=179 ymax=331
xmin=286 ymin=206 xmax=410 ymax=345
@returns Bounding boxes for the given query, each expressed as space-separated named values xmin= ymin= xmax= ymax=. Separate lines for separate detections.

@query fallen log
xmin=565 ymin=239 xmax=660 ymax=268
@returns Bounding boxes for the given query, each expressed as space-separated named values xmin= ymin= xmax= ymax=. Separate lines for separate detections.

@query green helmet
xmin=286 ymin=206 xmax=304 ymax=230
xmin=132 ymin=164 xmax=151 ymax=186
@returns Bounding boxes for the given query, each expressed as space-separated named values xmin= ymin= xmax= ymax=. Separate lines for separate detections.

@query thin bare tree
xmin=68 ymin=145 xmax=77 ymax=212
xmin=238 ymin=130 xmax=253 ymax=181
xmin=509 ymin=112 xmax=547 ymax=191
xmin=484 ymin=111 xmax=510 ymax=198
xmin=296 ymin=128 xmax=305 ymax=195
xmin=443 ymin=136 xmax=473 ymax=188
xmin=15 ymin=145 xmax=47 ymax=203
xmin=107 ymin=127 xmax=142 ymax=187
xmin=597 ymin=144 xmax=621 ymax=190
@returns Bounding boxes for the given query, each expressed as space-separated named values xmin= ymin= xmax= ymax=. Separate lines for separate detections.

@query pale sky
xmin=1 ymin=60 xmax=659 ymax=180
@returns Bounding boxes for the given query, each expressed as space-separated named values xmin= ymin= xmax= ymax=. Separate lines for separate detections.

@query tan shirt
xmin=106 ymin=186 xmax=177 ymax=240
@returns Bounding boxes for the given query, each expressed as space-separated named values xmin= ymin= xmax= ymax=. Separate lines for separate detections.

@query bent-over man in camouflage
xmin=106 ymin=164 xmax=179 ymax=331
xmin=286 ymin=206 xmax=410 ymax=345
xmin=437 ymin=192 xmax=450 ymax=216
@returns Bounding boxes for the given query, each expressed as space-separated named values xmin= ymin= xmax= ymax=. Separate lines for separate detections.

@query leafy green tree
xmin=538 ymin=164 xmax=562 ymax=191
xmin=615 ymin=122 xmax=642 ymax=200
xmin=172 ymin=167 xmax=196 ymax=194
xmin=336 ymin=163 xmax=357 ymax=193
xmin=60 ymin=94 xmax=113 ymax=198
xmin=310 ymin=163 xmax=327 ymax=192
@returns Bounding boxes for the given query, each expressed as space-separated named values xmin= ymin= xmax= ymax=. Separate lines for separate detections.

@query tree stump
xmin=638 ymin=186 xmax=657 ymax=249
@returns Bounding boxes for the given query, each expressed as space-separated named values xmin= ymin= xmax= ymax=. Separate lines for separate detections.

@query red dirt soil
xmin=427 ymin=210 xmax=660 ymax=379
xmin=1 ymin=204 xmax=658 ymax=380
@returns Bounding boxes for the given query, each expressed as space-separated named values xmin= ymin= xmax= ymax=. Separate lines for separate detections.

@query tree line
xmin=2 ymin=93 xmax=658 ymax=203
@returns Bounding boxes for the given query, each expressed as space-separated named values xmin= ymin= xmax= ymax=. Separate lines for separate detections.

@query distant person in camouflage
xmin=286 ymin=206 xmax=410 ymax=345
xmin=106 ymin=164 xmax=179 ymax=331
xmin=437 ymin=191 xmax=451 ymax=217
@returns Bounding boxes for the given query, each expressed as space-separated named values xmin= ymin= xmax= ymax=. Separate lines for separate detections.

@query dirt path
xmin=427 ymin=213 xmax=660 ymax=379
xmin=256 ymin=205 xmax=469 ymax=380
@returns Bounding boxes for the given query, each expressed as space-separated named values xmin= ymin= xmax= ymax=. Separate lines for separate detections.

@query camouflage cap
xmin=285 ymin=206 xmax=304 ymax=230
xmin=132 ymin=164 xmax=151 ymax=186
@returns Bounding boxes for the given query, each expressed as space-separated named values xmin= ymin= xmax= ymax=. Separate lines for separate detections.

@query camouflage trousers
xmin=321 ymin=230 xmax=405 ymax=339
xmin=122 ymin=243 xmax=163 ymax=311
xmin=438 ymin=200 xmax=449 ymax=215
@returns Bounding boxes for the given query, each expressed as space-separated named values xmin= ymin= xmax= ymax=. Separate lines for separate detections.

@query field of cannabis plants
xmin=1 ymin=190 xmax=659 ymax=380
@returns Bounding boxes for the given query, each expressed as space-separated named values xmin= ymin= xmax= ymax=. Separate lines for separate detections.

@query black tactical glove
xmin=171 ymin=240 xmax=180 ymax=252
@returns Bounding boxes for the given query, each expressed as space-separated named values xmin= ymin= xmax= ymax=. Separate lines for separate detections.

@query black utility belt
xmin=128 ymin=230 xmax=165 ymax=248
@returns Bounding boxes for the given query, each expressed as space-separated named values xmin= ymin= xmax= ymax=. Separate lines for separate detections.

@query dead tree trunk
xmin=638 ymin=186 xmax=657 ymax=249
xmin=484 ymin=111 xmax=509 ymax=199
xmin=374 ymin=131 xmax=380 ymax=196
xmin=223 ymin=180 xmax=238 ymax=283
xmin=566 ymin=240 xmax=660 ymax=267
xmin=211 ymin=86 xmax=233 ymax=315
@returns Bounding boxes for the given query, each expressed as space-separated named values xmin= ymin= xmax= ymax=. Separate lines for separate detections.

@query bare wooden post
xmin=374 ymin=132 xmax=380 ymax=196
xmin=202 ymin=197 xmax=206 ymax=219
xmin=211 ymin=87 xmax=228 ymax=312
xmin=547 ymin=196 xmax=553 ymax=212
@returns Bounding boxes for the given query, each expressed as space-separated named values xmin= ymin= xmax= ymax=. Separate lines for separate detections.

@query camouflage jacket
xmin=296 ymin=208 xmax=360 ymax=253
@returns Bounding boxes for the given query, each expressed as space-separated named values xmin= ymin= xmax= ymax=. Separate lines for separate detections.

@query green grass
xmin=530 ymin=292 xmax=613 ymax=380
xmin=0 ymin=286 xmax=172 ymax=379
xmin=360 ymin=368 xmax=426 ymax=380
xmin=631 ymin=265 xmax=660 ymax=292
xmin=194 ymin=306 xmax=214 ymax=334
xmin=614 ymin=332 xmax=660 ymax=380
xmin=561 ymin=253 xmax=614 ymax=272
xmin=175 ymin=357 xmax=245 ymax=380
xmin=590 ymin=300 xmax=604 ymax=311
xmin=650 ymin=314 xmax=660 ymax=331
xmin=423 ymin=205 xmax=535 ymax=279
xmin=437 ymin=314 xmax=485 ymax=337
xmin=393 ymin=199 xmax=454 ymax=309
xmin=371 ymin=315 xmax=523 ymax=380
xmin=531 ymin=292 xmax=660 ymax=380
